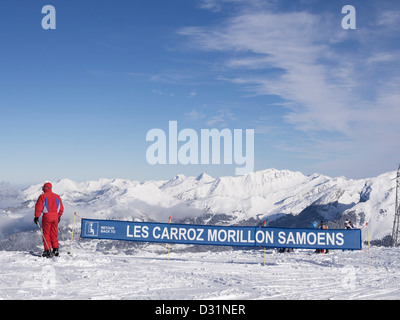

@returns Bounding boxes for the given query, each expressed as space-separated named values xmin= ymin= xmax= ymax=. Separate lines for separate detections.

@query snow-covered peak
xmin=1 ymin=168 xmax=398 ymax=241
xmin=196 ymin=172 xmax=214 ymax=182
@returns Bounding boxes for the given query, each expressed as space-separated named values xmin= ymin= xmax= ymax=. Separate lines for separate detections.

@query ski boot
xmin=42 ymin=250 xmax=53 ymax=258
xmin=53 ymin=248 xmax=59 ymax=257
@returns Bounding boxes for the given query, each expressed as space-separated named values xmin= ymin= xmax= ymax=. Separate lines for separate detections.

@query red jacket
xmin=35 ymin=188 xmax=64 ymax=219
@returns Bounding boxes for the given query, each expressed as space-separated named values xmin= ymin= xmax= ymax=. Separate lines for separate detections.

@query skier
xmin=34 ymin=182 xmax=64 ymax=257
xmin=343 ymin=219 xmax=354 ymax=252
xmin=345 ymin=219 xmax=354 ymax=229
xmin=315 ymin=219 xmax=329 ymax=254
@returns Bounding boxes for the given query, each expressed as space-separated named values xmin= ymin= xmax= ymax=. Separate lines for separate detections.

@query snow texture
xmin=1 ymin=242 xmax=399 ymax=300
xmin=0 ymin=168 xmax=399 ymax=300
xmin=0 ymin=168 xmax=397 ymax=241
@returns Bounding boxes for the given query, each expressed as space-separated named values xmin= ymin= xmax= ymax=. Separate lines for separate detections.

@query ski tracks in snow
xmin=0 ymin=247 xmax=399 ymax=300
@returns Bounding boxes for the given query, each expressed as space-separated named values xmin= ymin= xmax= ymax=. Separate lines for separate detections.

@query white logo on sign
xmin=85 ymin=222 xmax=98 ymax=236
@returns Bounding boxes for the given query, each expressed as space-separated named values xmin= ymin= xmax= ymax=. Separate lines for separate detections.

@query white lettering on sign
xmin=150 ymin=226 xmax=206 ymax=241
xmin=126 ymin=225 xmax=149 ymax=238
xmin=100 ymin=226 xmax=116 ymax=234
xmin=277 ymin=231 xmax=344 ymax=246
xmin=88 ymin=221 xmax=357 ymax=249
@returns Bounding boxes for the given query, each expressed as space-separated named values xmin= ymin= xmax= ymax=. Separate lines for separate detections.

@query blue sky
xmin=0 ymin=0 xmax=399 ymax=185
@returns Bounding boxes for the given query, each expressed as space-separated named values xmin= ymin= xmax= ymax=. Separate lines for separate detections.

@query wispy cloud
xmin=376 ymin=10 xmax=400 ymax=30
xmin=188 ymin=89 xmax=197 ymax=98
xmin=186 ymin=109 xmax=206 ymax=121
xmin=178 ymin=10 xmax=356 ymax=132
xmin=152 ymin=89 xmax=175 ymax=97
xmin=179 ymin=6 xmax=400 ymax=128
xmin=206 ymin=109 xmax=236 ymax=127
xmin=178 ymin=1 xmax=400 ymax=177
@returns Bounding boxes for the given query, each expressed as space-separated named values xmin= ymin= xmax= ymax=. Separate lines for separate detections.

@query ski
xmin=29 ymin=251 xmax=45 ymax=257
xmin=28 ymin=250 xmax=60 ymax=258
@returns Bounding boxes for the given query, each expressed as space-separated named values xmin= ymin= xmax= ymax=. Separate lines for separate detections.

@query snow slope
xmin=0 ymin=168 xmax=397 ymax=242
xmin=1 ymin=243 xmax=400 ymax=300
xmin=0 ymin=168 xmax=399 ymax=301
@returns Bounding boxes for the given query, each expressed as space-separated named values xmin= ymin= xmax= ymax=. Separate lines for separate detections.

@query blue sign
xmin=80 ymin=218 xmax=362 ymax=250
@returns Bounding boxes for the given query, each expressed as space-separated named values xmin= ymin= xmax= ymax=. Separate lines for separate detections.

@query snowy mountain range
xmin=0 ymin=168 xmax=397 ymax=244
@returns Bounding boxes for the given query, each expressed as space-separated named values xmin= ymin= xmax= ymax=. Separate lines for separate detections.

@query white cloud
xmin=178 ymin=4 xmax=400 ymax=177
xmin=197 ymin=0 xmax=270 ymax=12
xmin=179 ymin=11 xmax=355 ymax=132
xmin=152 ymin=89 xmax=175 ymax=97
xmin=150 ymin=72 xmax=190 ymax=84
xmin=367 ymin=52 xmax=398 ymax=64
xmin=206 ymin=109 xmax=236 ymax=127
xmin=188 ymin=89 xmax=197 ymax=98
xmin=186 ymin=109 xmax=205 ymax=120
xmin=179 ymin=8 xmax=400 ymax=130
xmin=376 ymin=10 xmax=400 ymax=30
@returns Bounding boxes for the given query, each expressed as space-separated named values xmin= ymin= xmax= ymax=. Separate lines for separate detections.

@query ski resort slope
xmin=2 ymin=168 xmax=397 ymax=242
xmin=1 ymin=168 xmax=399 ymax=301
xmin=1 ymin=245 xmax=400 ymax=300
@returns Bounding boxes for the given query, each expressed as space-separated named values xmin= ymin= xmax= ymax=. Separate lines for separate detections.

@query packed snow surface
xmin=1 ymin=168 xmax=399 ymax=300
xmin=1 ymin=242 xmax=400 ymax=300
